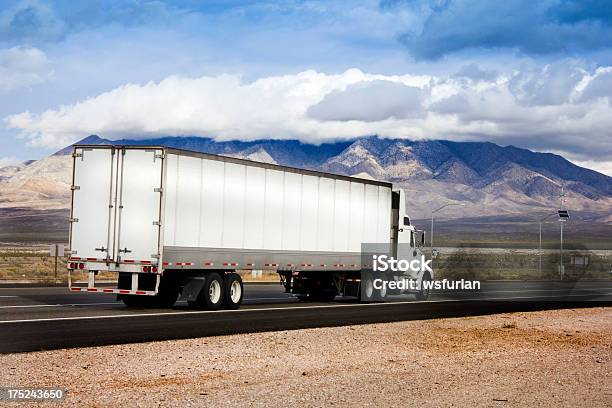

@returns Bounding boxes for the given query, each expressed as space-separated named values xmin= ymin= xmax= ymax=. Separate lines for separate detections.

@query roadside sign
xmin=558 ymin=210 xmax=569 ymax=220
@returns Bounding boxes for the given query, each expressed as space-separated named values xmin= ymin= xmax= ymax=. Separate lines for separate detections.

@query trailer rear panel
xmin=69 ymin=146 xmax=164 ymax=265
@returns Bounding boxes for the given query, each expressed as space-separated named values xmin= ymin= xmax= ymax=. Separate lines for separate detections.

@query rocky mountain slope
xmin=1 ymin=135 xmax=610 ymax=221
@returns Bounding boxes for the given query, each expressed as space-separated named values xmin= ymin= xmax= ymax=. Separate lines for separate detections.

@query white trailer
xmin=68 ymin=145 xmax=428 ymax=309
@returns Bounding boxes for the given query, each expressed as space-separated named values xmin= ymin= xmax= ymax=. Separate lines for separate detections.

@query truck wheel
xmin=193 ymin=272 xmax=224 ymax=310
xmin=378 ymin=276 xmax=388 ymax=300
xmin=223 ymin=273 xmax=243 ymax=309
xmin=416 ymin=272 xmax=432 ymax=301
xmin=360 ymin=272 xmax=375 ymax=302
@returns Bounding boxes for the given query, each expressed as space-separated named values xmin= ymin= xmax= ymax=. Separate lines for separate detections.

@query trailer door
xmin=114 ymin=148 xmax=164 ymax=263
xmin=70 ymin=147 xmax=117 ymax=261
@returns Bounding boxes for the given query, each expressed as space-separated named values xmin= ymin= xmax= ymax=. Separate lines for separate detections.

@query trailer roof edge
xmin=72 ymin=144 xmax=393 ymax=188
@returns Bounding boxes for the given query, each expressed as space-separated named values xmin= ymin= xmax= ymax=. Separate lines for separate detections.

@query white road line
xmin=0 ymin=299 xmax=454 ymax=324
xmin=0 ymin=302 xmax=120 ymax=309
xmin=0 ymin=293 xmax=609 ymax=324
xmin=0 ymin=297 xmax=295 ymax=309
xmin=0 ymin=296 xmax=18 ymax=298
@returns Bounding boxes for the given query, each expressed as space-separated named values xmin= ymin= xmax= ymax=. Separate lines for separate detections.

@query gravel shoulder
xmin=1 ymin=307 xmax=610 ymax=407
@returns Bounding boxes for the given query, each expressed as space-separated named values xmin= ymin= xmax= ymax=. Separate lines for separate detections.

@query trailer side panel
xmin=162 ymin=152 xmax=392 ymax=269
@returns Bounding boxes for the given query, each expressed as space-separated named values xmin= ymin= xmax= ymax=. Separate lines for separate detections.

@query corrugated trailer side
xmin=160 ymin=148 xmax=393 ymax=272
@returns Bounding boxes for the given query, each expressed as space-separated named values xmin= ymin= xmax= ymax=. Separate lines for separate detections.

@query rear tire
xmin=193 ymin=272 xmax=224 ymax=310
xmin=359 ymin=272 xmax=375 ymax=302
xmin=223 ymin=273 xmax=243 ymax=309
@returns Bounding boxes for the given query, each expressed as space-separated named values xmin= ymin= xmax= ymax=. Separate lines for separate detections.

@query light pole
xmin=430 ymin=203 xmax=464 ymax=256
xmin=558 ymin=209 xmax=569 ymax=279
xmin=558 ymin=185 xmax=568 ymax=280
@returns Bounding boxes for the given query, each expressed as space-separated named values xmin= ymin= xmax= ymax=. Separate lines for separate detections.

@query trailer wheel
xmin=416 ymin=272 xmax=432 ymax=301
xmin=192 ymin=272 xmax=224 ymax=310
xmin=223 ymin=273 xmax=243 ymax=309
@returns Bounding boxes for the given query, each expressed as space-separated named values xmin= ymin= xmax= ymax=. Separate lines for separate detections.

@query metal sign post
xmin=50 ymin=244 xmax=65 ymax=282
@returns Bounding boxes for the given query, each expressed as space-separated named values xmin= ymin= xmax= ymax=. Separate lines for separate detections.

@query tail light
xmin=78 ymin=263 xmax=85 ymax=269
xmin=69 ymin=262 xmax=76 ymax=269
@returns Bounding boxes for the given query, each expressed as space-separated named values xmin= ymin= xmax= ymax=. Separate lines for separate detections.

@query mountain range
xmin=1 ymin=135 xmax=611 ymax=224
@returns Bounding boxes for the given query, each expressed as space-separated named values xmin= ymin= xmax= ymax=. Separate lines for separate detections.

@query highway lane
xmin=0 ymin=281 xmax=610 ymax=353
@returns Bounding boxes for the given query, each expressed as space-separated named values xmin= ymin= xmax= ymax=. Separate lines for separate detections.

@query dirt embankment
xmin=1 ymin=307 xmax=610 ymax=407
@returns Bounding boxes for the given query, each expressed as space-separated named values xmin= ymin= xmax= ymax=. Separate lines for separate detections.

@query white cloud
xmin=0 ymin=46 xmax=52 ymax=92
xmin=5 ymin=66 xmax=612 ymax=167
xmin=579 ymin=67 xmax=612 ymax=102
xmin=508 ymin=61 xmax=586 ymax=106
xmin=308 ymin=80 xmax=424 ymax=121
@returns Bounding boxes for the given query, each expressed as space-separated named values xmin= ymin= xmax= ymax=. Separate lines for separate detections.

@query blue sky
xmin=1 ymin=0 xmax=612 ymax=174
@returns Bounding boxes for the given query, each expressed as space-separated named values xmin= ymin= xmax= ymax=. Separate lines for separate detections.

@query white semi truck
xmin=67 ymin=145 xmax=429 ymax=309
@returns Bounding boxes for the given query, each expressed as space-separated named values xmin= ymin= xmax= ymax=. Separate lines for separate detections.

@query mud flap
xmin=179 ymin=276 xmax=207 ymax=302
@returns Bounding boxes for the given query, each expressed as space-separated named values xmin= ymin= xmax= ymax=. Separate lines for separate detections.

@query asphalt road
xmin=0 ymin=281 xmax=610 ymax=353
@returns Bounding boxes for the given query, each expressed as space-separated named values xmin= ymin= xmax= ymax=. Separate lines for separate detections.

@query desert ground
xmin=1 ymin=307 xmax=610 ymax=407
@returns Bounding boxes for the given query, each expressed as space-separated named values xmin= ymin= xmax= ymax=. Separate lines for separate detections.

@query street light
xmin=430 ymin=203 xmax=464 ymax=255
xmin=558 ymin=209 xmax=570 ymax=279
xmin=537 ymin=210 xmax=570 ymax=277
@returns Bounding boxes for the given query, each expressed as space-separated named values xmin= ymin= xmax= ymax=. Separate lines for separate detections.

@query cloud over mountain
xmin=5 ymin=64 xmax=612 ymax=174
xmin=307 ymin=80 xmax=424 ymax=122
